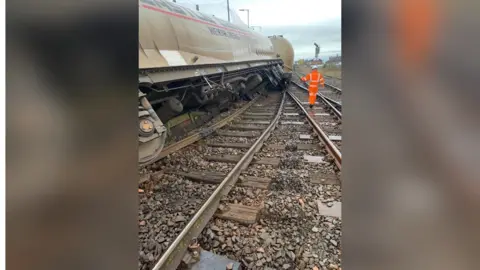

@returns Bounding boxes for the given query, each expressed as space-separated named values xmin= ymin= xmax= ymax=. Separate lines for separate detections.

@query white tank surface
xmin=269 ymin=35 xmax=295 ymax=73
xmin=139 ymin=0 xmax=276 ymax=70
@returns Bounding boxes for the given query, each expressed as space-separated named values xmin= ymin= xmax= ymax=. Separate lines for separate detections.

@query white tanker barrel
xmin=139 ymin=0 xmax=276 ymax=70
xmin=269 ymin=35 xmax=295 ymax=73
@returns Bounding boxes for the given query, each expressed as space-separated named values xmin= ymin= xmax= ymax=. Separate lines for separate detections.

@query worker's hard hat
xmin=311 ymin=65 xmax=318 ymax=69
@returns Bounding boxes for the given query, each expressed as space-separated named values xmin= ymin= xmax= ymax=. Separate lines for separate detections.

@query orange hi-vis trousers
xmin=308 ymin=86 xmax=319 ymax=105
xmin=301 ymin=71 xmax=325 ymax=105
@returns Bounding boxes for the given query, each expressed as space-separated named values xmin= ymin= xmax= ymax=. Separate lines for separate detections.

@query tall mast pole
xmin=227 ymin=0 xmax=230 ymax=22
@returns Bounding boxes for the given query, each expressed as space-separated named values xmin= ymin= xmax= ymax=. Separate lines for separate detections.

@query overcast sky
xmin=172 ymin=0 xmax=341 ymax=61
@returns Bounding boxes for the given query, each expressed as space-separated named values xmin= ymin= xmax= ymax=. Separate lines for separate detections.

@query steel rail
xmin=323 ymin=75 xmax=342 ymax=93
xmin=292 ymin=81 xmax=342 ymax=119
xmin=324 ymin=74 xmax=342 ymax=80
xmin=152 ymin=92 xmax=287 ymax=270
xmin=140 ymin=95 xmax=261 ymax=167
xmin=287 ymin=89 xmax=342 ymax=170
xmin=324 ymin=82 xmax=342 ymax=93
xmin=322 ymin=95 xmax=342 ymax=111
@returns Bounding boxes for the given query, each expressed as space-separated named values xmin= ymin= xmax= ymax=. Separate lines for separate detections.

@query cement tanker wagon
xmin=138 ymin=0 xmax=294 ymax=165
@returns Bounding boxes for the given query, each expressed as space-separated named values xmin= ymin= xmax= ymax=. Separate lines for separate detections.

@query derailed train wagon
xmin=138 ymin=0 xmax=294 ymax=165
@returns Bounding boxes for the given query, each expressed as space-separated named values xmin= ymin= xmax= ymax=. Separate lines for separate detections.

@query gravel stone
xmin=141 ymin=93 xmax=342 ymax=270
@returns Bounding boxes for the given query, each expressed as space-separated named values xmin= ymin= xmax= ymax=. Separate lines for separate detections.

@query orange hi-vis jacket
xmin=301 ymin=70 xmax=325 ymax=105
xmin=301 ymin=70 xmax=325 ymax=92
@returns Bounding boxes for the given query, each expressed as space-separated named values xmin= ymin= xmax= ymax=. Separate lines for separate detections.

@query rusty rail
xmin=287 ymin=89 xmax=342 ymax=170
xmin=152 ymin=92 xmax=287 ymax=270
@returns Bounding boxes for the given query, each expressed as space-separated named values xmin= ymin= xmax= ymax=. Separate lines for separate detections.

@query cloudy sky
xmin=172 ymin=0 xmax=341 ymax=61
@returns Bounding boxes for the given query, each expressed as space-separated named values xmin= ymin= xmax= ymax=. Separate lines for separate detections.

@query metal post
xmin=173 ymin=0 xmax=176 ymax=2
xmin=196 ymin=4 xmax=199 ymax=11
xmin=227 ymin=0 xmax=230 ymax=22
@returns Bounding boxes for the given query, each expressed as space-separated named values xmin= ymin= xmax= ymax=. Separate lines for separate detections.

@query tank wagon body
xmin=269 ymin=35 xmax=294 ymax=76
xmin=138 ymin=0 xmax=294 ymax=165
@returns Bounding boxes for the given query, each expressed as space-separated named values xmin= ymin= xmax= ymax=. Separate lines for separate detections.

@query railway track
xmin=139 ymin=82 xmax=342 ymax=270
xmin=140 ymin=97 xmax=261 ymax=168
xmin=323 ymin=75 xmax=342 ymax=92
xmin=288 ymin=83 xmax=342 ymax=155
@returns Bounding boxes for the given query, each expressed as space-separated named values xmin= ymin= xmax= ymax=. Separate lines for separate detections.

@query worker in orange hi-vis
xmin=301 ymin=65 xmax=325 ymax=108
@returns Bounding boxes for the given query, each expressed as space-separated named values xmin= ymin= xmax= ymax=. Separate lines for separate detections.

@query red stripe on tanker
xmin=140 ymin=0 xmax=251 ymax=37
